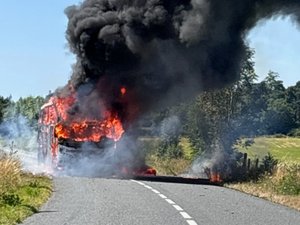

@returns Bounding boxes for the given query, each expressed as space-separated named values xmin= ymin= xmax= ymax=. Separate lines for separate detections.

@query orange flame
xmin=41 ymin=91 xmax=124 ymax=143
xmin=120 ymin=87 xmax=126 ymax=96
xmin=210 ymin=172 xmax=223 ymax=183
xmin=54 ymin=114 xmax=124 ymax=142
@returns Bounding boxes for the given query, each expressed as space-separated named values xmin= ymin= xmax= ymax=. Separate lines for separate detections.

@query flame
xmin=210 ymin=172 xmax=223 ymax=183
xmin=54 ymin=113 xmax=124 ymax=142
xmin=37 ymin=86 xmax=158 ymax=175
xmin=121 ymin=166 xmax=157 ymax=176
xmin=120 ymin=87 xmax=126 ymax=96
xmin=40 ymin=91 xmax=124 ymax=143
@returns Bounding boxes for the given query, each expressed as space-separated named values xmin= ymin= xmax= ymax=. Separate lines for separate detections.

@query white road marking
xmin=166 ymin=199 xmax=175 ymax=205
xmin=152 ymin=189 xmax=160 ymax=194
xmin=135 ymin=181 xmax=144 ymax=185
xmin=159 ymin=194 xmax=167 ymax=199
xmin=187 ymin=220 xmax=198 ymax=225
xmin=180 ymin=212 xmax=192 ymax=219
xmin=173 ymin=205 xmax=183 ymax=211
xmin=131 ymin=180 xmax=198 ymax=225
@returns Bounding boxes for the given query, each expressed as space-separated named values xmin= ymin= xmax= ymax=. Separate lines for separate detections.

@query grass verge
xmin=227 ymin=162 xmax=300 ymax=211
xmin=0 ymin=150 xmax=52 ymax=225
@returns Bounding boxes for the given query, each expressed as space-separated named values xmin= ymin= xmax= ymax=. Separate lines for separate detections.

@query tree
xmin=185 ymin=47 xmax=259 ymax=152
xmin=286 ymin=81 xmax=300 ymax=127
xmin=262 ymin=71 xmax=295 ymax=134
xmin=0 ymin=96 xmax=12 ymax=123
xmin=1 ymin=96 xmax=45 ymax=130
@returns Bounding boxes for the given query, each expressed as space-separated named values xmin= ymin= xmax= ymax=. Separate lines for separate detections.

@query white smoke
xmin=160 ymin=116 xmax=181 ymax=139
xmin=0 ymin=115 xmax=44 ymax=174
xmin=189 ymin=140 xmax=224 ymax=178
xmin=52 ymin=133 xmax=144 ymax=178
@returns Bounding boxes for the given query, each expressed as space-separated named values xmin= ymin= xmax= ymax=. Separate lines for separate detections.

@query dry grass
xmin=228 ymin=183 xmax=300 ymax=211
xmin=146 ymin=154 xmax=192 ymax=176
xmin=228 ymin=162 xmax=300 ymax=211
xmin=0 ymin=150 xmax=22 ymax=195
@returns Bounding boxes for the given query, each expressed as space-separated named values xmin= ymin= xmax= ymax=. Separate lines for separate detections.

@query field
xmin=230 ymin=136 xmax=300 ymax=211
xmin=236 ymin=136 xmax=300 ymax=162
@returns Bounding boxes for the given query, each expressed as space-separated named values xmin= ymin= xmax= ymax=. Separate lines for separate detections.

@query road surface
xmin=22 ymin=177 xmax=300 ymax=225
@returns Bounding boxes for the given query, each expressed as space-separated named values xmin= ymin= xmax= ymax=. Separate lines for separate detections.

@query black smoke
xmin=63 ymin=0 xmax=300 ymax=122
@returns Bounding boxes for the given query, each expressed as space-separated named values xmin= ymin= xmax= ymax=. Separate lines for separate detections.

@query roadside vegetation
xmin=143 ymin=137 xmax=194 ymax=175
xmin=229 ymin=161 xmax=300 ymax=211
xmin=141 ymin=47 xmax=300 ymax=210
xmin=229 ymin=137 xmax=300 ymax=211
xmin=144 ymin=135 xmax=300 ymax=210
xmin=0 ymin=150 xmax=52 ymax=225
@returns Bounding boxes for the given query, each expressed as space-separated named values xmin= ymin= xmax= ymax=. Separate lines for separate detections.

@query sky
xmin=0 ymin=0 xmax=79 ymax=100
xmin=247 ymin=16 xmax=300 ymax=85
xmin=0 ymin=1 xmax=299 ymax=100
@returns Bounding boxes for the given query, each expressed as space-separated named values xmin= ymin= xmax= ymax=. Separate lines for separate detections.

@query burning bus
xmin=37 ymin=87 xmax=156 ymax=177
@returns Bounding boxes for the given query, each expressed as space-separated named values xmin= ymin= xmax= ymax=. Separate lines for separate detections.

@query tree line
xmin=149 ymin=48 xmax=300 ymax=159
xmin=0 ymin=48 xmax=299 ymax=161
xmin=0 ymin=96 xmax=45 ymax=135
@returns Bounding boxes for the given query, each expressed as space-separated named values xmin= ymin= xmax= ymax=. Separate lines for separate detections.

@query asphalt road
xmin=22 ymin=177 xmax=300 ymax=225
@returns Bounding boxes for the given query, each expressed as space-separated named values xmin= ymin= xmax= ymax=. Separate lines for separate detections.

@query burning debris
xmin=39 ymin=0 xmax=300 ymax=177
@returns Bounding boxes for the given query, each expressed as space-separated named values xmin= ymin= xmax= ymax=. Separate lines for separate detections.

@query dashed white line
xmin=173 ymin=205 xmax=183 ymax=211
xmin=159 ymin=194 xmax=167 ymax=199
xmin=131 ymin=179 xmax=198 ymax=225
xmin=180 ymin=212 xmax=192 ymax=219
xmin=187 ymin=220 xmax=198 ymax=225
xmin=166 ymin=199 xmax=176 ymax=205
xmin=135 ymin=181 xmax=144 ymax=185
xmin=152 ymin=189 xmax=160 ymax=194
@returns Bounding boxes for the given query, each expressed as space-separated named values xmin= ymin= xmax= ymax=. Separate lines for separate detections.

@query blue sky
xmin=0 ymin=1 xmax=299 ymax=100
xmin=247 ymin=16 xmax=300 ymax=85
xmin=0 ymin=0 xmax=79 ymax=100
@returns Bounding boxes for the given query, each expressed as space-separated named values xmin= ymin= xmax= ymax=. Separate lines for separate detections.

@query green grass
xmin=0 ymin=173 xmax=52 ymax=225
xmin=237 ymin=137 xmax=300 ymax=162
xmin=178 ymin=137 xmax=196 ymax=160
xmin=140 ymin=137 xmax=194 ymax=175
xmin=232 ymin=136 xmax=300 ymax=211
xmin=0 ymin=149 xmax=52 ymax=225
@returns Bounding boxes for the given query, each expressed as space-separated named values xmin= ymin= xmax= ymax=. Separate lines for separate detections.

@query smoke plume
xmin=49 ymin=0 xmax=300 ymax=176
xmin=63 ymin=0 xmax=300 ymax=122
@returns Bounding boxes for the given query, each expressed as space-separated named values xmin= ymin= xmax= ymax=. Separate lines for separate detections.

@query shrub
xmin=272 ymin=133 xmax=286 ymax=138
xmin=1 ymin=193 xmax=22 ymax=206
xmin=288 ymin=128 xmax=300 ymax=137
xmin=262 ymin=152 xmax=278 ymax=174
xmin=227 ymin=152 xmax=279 ymax=182
xmin=275 ymin=163 xmax=300 ymax=195
xmin=0 ymin=149 xmax=22 ymax=195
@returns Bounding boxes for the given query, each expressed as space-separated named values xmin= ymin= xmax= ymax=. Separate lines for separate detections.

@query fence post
xmin=243 ymin=153 xmax=248 ymax=170
xmin=247 ymin=158 xmax=251 ymax=171
xmin=255 ymin=158 xmax=259 ymax=170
